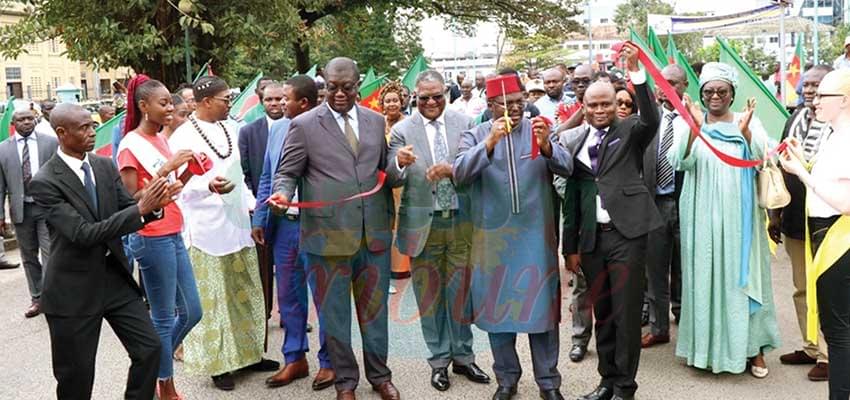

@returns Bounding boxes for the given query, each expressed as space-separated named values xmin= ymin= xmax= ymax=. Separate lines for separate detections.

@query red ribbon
xmin=531 ymin=115 xmax=553 ymax=160
xmin=612 ymin=41 xmax=787 ymax=168
xmin=266 ymin=171 xmax=387 ymax=209
xmin=187 ymin=152 xmax=213 ymax=176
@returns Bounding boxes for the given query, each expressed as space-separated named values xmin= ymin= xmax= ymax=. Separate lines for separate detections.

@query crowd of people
xmin=1 ymin=40 xmax=849 ymax=400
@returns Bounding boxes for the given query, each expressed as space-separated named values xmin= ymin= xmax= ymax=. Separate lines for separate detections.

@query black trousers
xmin=811 ymin=217 xmax=850 ymax=400
xmin=581 ymin=227 xmax=646 ymax=398
xmin=46 ymin=265 xmax=161 ymax=400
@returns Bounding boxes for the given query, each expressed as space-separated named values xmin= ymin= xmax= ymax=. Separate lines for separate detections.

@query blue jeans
xmin=129 ymin=233 xmax=202 ymax=379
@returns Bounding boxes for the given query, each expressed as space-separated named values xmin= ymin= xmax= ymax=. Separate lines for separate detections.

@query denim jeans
xmin=129 ymin=233 xmax=202 ymax=379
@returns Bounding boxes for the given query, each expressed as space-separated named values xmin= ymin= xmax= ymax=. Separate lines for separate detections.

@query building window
xmin=49 ymin=39 xmax=61 ymax=53
xmin=24 ymin=42 xmax=40 ymax=53
xmin=769 ymin=36 xmax=779 ymax=43
xmin=600 ymin=18 xmax=609 ymax=23
xmin=5 ymin=67 xmax=21 ymax=81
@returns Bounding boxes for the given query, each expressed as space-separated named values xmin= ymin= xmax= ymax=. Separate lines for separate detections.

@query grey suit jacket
xmin=386 ymin=109 xmax=474 ymax=257
xmin=273 ymin=104 xmax=396 ymax=257
xmin=0 ymin=133 xmax=59 ymax=224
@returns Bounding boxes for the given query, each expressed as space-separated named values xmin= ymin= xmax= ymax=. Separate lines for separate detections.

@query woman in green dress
xmin=672 ymin=62 xmax=781 ymax=378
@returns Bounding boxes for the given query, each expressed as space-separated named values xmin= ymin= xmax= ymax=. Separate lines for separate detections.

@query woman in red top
xmin=117 ymin=76 xmax=201 ymax=400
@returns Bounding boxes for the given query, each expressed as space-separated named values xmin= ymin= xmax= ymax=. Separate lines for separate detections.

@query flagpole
xmin=779 ymin=0 xmax=787 ymax=104
xmin=587 ymin=0 xmax=593 ymax=65
xmin=814 ymin=0 xmax=820 ymax=64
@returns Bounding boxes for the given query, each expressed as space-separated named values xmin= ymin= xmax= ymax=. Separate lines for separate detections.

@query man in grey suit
xmin=271 ymin=57 xmax=400 ymax=400
xmin=386 ymin=70 xmax=491 ymax=392
xmin=0 ymin=108 xmax=59 ymax=318
xmin=641 ymin=64 xmax=688 ymax=348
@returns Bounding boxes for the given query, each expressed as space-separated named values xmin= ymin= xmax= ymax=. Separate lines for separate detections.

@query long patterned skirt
xmin=182 ymin=246 xmax=267 ymax=375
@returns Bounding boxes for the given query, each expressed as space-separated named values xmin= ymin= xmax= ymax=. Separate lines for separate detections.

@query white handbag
xmin=757 ymin=155 xmax=791 ymax=209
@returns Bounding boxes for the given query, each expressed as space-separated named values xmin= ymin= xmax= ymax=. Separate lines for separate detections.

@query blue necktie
xmin=81 ymin=162 xmax=98 ymax=212
xmin=588 ymin=129 xmax=605 ymax=172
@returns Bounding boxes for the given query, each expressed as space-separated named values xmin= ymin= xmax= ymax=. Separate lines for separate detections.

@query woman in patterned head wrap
xmin=671 ymin=62 xmax=781 ymax=378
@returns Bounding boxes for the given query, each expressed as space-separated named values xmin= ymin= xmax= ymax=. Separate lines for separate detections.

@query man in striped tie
xmin=641 ymin=64 xmax=690 ymax=348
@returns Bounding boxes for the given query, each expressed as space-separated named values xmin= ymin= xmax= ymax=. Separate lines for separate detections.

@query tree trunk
xmin=293 ymin=38 xmax=311 ymax=73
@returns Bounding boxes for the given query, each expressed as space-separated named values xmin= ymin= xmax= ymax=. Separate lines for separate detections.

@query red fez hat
xmin=486 ymin=75 xmax=522 ymax=100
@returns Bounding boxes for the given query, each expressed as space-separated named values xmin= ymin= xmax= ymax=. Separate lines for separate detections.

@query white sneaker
xmin=750 ymin=364 xmax=769 ymax=379
xmin=389 ymin=286 xmax=398 ymax=295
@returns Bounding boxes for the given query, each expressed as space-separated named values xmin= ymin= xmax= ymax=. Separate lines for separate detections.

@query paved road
xmin=0 ymin=245 xmax=827 ymax=399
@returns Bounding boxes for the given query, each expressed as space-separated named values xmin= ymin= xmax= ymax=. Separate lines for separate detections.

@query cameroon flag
xmin=360 ymin=74 xmax=387 ymax=112
xmin=784 ymin=37 xmax=805 ymax=107
xmin=0 ymin=97 xmax=15 ymax=141
xmin=229 ymin=72 xmax=265 ymax=124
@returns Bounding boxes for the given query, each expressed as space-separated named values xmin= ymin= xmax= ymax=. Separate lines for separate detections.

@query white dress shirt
xmin=577 ymin=126 xmax=611 ymax=223
xmin=169 ymin=116 xmax=255 ymax=256
xmin=56 ymin=148 xmax=95 ymax=186
xmin=327 ymin=103 xmax=359 ymax=140
xmin=16 ymin=133 xmax=40 ymax=177
xmin=451 ymin=96 xmax=486 ymax=118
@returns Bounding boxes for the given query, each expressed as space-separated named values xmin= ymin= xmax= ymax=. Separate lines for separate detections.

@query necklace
xmin=189 ymin=115 xmax=232 ymax=159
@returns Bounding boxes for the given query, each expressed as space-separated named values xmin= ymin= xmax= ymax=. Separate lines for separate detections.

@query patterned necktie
xmin=431 ymin=120 xmax=455 ymax=210
xmin=81 ymin=161 xmax=98 ymax=212
xmin=588 ymin=129 xmax=605 ymax=172
xmin=657 ymin=112 xmax=677 ymax=189
xmin=21 ymin=137 xmax=31 ymax=194
xmin=342 ymin=112 xmax=359 ymax=154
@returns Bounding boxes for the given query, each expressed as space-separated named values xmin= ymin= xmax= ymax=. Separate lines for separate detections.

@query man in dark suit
xmin=640 ymin=64 xmax=689 ymax=348
xmin=0 ymin=108 xmax=58 ymax=317
xmin=272 ymin=57 xmax=400 ymax=400
xmin=560 ymin=44 xmax=661 ymax=400
xmin=29 ymin=103 xmax=177 ymax=400
xmin=239 ymin=81 xmax=286 ymax=322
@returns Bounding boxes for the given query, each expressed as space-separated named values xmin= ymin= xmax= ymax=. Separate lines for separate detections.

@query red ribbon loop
xmin=266 ymin=171 xmax=387 ymax=209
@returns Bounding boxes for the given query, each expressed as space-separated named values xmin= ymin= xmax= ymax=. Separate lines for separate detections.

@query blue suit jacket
xmin=252 ymin=118 xmax=291 ymax=235
xmin=238 ymin=117 xmax=269 ymax=196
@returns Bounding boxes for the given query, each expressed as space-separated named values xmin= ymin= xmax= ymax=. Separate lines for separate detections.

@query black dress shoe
xmin=243 ymin=358 xmax=280 ymax=372
xmin=431 ymin=367 xmax=450 ymax=391
xmin=540 ymin=388 xmax=565 ymax=400
xmin=569 ymin=345 xmax=587 ymax=362
xmin=212 ymin=373 xmax=235 ymax=391
xmin=452 ymin=362 xmax=491 ymax=383
xmin=492 ymin=385 xmax=516 ymax=400
xmin=577 ymin=386 xmax=613 ymax=400
xmin=0 ymin=260 xmax=19 ymax=270
xmin=612 ymin=395 xmax=634 ymax=400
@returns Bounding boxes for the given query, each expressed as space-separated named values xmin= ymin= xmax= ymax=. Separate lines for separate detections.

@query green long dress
xmin=671 ymin=113 xmax=781 ymax=374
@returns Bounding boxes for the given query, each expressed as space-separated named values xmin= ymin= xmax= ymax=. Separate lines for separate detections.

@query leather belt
xmin=598 ymin=222 xmax=615 ymax=232
xmin=435 ymin=209 xmax=457 ymax=219
xmin=284 ymin=214 xmax=300 ymax=221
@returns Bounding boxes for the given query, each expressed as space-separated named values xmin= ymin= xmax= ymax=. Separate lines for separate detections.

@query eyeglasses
xmin=814 ymin=93 xmax=845 ymax=101
xmin=326 ymin=84 xmax=357 ymax=94
xmin=702 ymin=88 xmax=731 ymax=99
xmin=572 ymin=78 xmax=592 ymax=86
xmin=617 ymin=100 xmax=633 ymax=108
xmin=491 ymin=98 xmax=526 ymax=110
xmin=417 ymin=94 xmax=445 ymax=103
xmin=213 ymin=96 xmax=232 ymax=104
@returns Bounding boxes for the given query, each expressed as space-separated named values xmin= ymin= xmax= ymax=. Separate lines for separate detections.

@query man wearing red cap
xmin=453 ymin=72 xmax=573 ymax=400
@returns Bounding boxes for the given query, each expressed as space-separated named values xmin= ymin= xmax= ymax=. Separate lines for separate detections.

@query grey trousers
xmin=16 ymin=203 xmax=50 ymax=301
xmin=571 ymin=270 xmax=593 ymax=347
xmin=410 ymin=215 xmax=475 ymax=369
xmin=645 ymin=196 xmax=681 ymax=336
xmin=488 ymin=329 xmax=561 ymax=390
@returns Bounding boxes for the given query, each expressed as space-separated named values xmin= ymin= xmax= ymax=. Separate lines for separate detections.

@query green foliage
xmin=0 ymin=0 xmax=581 ymax=90
xmin=613 ymin=0 xmax=673 ymax=35
xmin=502 ymin=33 xmax=565 ymax=71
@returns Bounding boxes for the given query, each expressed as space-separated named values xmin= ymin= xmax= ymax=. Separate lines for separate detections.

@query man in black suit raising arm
xmin=560 ymin=44 xmax=661 ymax=400
xmin=30 ymin=103 xmax=179 ymax=400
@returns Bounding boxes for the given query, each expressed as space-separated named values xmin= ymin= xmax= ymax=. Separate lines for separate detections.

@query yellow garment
xmin=805 ymin=211 xmax=850 ymax=344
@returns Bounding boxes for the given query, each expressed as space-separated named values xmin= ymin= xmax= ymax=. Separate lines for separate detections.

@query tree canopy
xmin=0 ymin=0 xmax=582 ymax=89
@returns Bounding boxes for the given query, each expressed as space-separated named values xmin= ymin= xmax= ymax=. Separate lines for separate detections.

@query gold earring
xmin=144 ymin=113 xmax=149 ymax=121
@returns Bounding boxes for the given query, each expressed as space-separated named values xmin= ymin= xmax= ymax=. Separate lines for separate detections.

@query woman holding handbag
xmin=779 ymin=68 xmax=850 ymax=400
xmin=672 ymin=62 xmax=781 ymax=378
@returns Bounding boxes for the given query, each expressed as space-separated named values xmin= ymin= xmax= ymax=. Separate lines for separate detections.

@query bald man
xmin=559 ymin=44 xmax=660 ymax=400
xmin=272 ymin=57 xmax=401 ymax=400
xmin=558 ymin=64 xmax=593 ymax=130
xmin=31 ymin=103 xmax=175 ymax=400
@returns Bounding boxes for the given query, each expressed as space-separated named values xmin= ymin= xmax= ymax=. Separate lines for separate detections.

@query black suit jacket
xmin=30 ymin=153 xmax=155 ymax=317
xmin=643 ymin=109 xmax=685 ymax=201
xmin=562 ymin=80 xmax=663 ymax=254
xmin=238 ymin=117 xmax=269 ymax=196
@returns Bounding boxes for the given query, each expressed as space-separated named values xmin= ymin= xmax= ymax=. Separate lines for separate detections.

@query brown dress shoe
xmin=640 ymin=333 xmax=670 ymax=348
xmin=336 ymin=389 xmax=356 ymax=400
xmin=372 ymin=381 xmax=400 ymax=400
xmin=24 ymin=302 xmax=40 ymax=318
xmin=779 ymin=350 xmax=817 ymax=365
xmin=808 ymin=362 xmax=829 ymax=381
xmin=265 ymin=358 xmax=309 ymax=388
xmin=312 ymin=368 xmax=335 ymax=391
